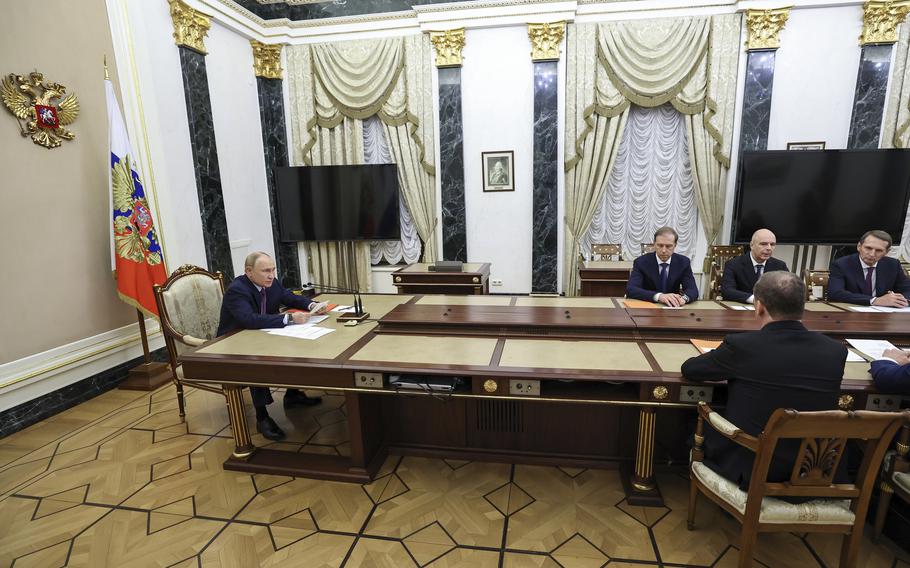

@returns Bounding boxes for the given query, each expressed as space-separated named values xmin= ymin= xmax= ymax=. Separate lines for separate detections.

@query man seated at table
xmin=681 ymin=271 xmax=847 ymax=490
xmin=217 ymin=251 xmax=329 ymax=441
xmin=721 ymin=228 xmax=789 ymax=303
xmin=870 ymin=349 xmax=910 ymax=394
xmin=828 ymin=229 xmax=910 ymax=307
xmin=626 ymin=226 xmax=699 ymax=306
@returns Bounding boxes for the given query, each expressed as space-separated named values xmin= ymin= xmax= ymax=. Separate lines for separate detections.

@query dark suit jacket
xmin=681 ymin=320 xmax=847 ymax=490
xmin=870 ymin=359 xmax=910 ymax=394
xmin=827 ymin=253 xmax=910 ymax=305
xmin=217 ymin=275 xmax=312 ymax=336
xmin=720 ymin=254 xmax=789 ymax=303
xmin=626 ymin=252 xmax=699 ymax=301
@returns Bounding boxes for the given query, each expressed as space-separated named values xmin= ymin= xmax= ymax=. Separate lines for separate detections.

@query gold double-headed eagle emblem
xmin=1 ymin=71 xmax=79 ymax=149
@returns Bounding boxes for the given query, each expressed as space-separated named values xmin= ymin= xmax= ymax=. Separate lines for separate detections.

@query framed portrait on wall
xmin=482 ymin=150 xmax=514 ymax=192
xmin=786 ymin=141 xmax=826 ymax=150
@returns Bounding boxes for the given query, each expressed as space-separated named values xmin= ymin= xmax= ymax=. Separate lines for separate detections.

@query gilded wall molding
xmin=429 ymin=28 xmax=466 ymax=68
xmin=528 ymin=21 xmax=566 ymax=62
xmin=745 ymin=7 xmax=791 ymax=51
xmin=250 ymin=40 xmax=283 ymax=79
xmin=860 ymin=0 xmax=910 ymax=45
xmin=169 ymin=0 xmax=212 ymax=55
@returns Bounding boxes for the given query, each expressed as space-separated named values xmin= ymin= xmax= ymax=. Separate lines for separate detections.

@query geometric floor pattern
xmin=1 ymin=385 xmax=909 ymax=567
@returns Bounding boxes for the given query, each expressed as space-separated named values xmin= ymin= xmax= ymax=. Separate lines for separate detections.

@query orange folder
xmin=690 ymin=338 xmax=722 ymax=353
xmin=623 ymin=299 xmax=660 ymax=309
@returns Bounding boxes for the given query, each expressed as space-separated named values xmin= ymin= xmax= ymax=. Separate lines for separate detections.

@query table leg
xmin=626 ymin=406 xmax=664 ymax=506
xmin=224 ymin=385 xmax=255 ymax=459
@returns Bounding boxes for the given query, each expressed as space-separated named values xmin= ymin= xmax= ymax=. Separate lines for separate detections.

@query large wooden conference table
xmin=179 ymin=294 xmax=910 ymax=506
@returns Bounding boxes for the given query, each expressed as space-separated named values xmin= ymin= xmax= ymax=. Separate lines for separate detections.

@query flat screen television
xmin=276 ymin=164 xmax=400 ymax=241
xmin=731 ymin=149 xmax=910 ymax=245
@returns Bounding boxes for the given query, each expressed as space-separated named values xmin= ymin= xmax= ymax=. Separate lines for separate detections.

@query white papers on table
xmin=304 ymin=315 xmax=329 ymax=325
xmin=661 ymin=305 xmax=684 ymax=309
xmin=845 ymin=350 xmax=866 ymax=362
xmin=266 ymin=326 xmax=335 ymax=340
xmin=332 ymin=305 xmax=356 ymax=313
xmin=729 ymin=305 xmax=755 ymax=311
xmin=846 ymin=339 xmax=898 ymax=360
xmin=849 ymin=305 xmax=910 ymax=313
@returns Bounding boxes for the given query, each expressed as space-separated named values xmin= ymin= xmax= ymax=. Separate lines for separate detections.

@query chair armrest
xmin=181 ymin=335 xmax=206 ymax=347
xmin=888 ymin=423 xmax=910 ymax=477
xmin=696 ymin=401 xmax=759 ymax=452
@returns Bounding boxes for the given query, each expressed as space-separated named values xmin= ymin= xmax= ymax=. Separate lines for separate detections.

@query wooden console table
xmin=579 ymin=260 xmax=633 ymax=296
xmin=392 ymin=263 xmax=491 ymax=295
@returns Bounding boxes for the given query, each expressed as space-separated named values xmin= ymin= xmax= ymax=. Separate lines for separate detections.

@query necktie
xmin=865 ymin=266 xmax=874 ymax=296
xmin=259 ymin=287 xmax=267 ymax=315
xmin=755 ymin=264 xmax=763 ymax=277
xmin=659 ymin=263 xmax=669 ymax=293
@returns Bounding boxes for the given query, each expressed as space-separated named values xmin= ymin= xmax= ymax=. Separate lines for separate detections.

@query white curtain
xmin=581 ymin=104 xmax=697 ymax=259
xmin=363 ymin=116 xmax=421 ymax=265
xmin=563 ymin=15 xmax=741 ymax=295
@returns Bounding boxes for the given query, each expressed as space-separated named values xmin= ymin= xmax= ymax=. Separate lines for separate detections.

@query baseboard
xmin=0 ymin=347 xmax=168 ymax=438
xmin=0 ymin=319 xmax=165 ymax=413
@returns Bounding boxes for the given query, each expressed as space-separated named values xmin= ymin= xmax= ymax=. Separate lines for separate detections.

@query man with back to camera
xmin=626 ymin=226 xmax=699 ymax=306
xmin=721 ymin=228 xmax=789 ymax=303
xmin=217 ymin=251 xmax=329 ymax=441
xmin=682 ymin=271 xmax=847 ymax=490
xmin=827 ymin=230 xmax=910 ymax=307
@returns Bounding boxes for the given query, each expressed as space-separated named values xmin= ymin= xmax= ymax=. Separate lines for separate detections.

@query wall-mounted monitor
xmin=276 ymin=164 xmax=400 ymax=241
xmin=731 ymin=149 xmax=910 ymax=245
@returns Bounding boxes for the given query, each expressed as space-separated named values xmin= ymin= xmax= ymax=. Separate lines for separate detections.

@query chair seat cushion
xmin=691 ymin=461 xmax=855 ymax=525
xmin=894 ymin=471 xmax=910 ymax=494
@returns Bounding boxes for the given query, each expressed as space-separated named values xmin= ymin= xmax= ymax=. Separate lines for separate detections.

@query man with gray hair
xmin=682 ymin=271 xmax=847 ymax=490
xmin=217 ymin=251 xmax=329 ymax=441
xmin=828 ymin=229 xmax=910 ymax=307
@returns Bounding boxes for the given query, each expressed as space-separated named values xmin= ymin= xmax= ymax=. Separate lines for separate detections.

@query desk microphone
xmin=304 ymin=281 xmax=368 ymax=319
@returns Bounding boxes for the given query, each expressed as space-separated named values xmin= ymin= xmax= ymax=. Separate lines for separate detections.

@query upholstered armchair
xmin=688 ymin=402 xmax=909 ymax=568
xmin=153 ymin=264 xmax=225 ymax=417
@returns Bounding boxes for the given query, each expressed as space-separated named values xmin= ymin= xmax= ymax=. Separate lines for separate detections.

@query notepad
xmin=623 ymin=299 xmax=660 ymax=309
xmin=690 ymin=338 xmax=722 ymax=353
xmin=266 ymin=326 xmax=335 ymax=340
xmin=846 ymin=339 xmax=897 ymax=360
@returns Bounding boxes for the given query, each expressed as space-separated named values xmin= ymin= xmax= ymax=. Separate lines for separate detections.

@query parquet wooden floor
xmin=1 ymin=384 xmax=908 ymax=567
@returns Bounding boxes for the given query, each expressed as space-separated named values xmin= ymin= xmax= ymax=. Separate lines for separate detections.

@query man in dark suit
xmin=681 ymin=271 xmax=847 ymax=490
xmin=217 ymin=251 xmax=329 ymax=441
xmin=870 ymin=348 xmax=910 ymax=394
xmin=721 ymin=228 xmax=789 ymax=303
xmin=828 ymin=230 xmax=910 ymax=307
xmin=626 ymin=226 xmax=699 ymax=306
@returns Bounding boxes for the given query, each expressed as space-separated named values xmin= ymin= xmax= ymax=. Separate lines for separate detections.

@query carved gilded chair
xmin=153 ymin=264 xmax=225 ymax=417
xmin=804 ymin=269 xmax=830 ymax=301
xmin=872 ymin=422 xmax=910 ymax=541
xmin=688 ymin=403 xmax=909 ymax=568
xmin=702 ymin=245 xmax=743 ymax=300
xmin=901 ymin=262 xmax=910 ymax=278
xmin=640 ymin=243 xmax=656 ymax=255
xmin=591 ymin=243 xmax=623 ymax=261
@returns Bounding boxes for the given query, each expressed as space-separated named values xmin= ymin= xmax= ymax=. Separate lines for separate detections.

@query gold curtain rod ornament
xmin=861 ymin=0 xmax=910 ymax=45
xmin=1 ymin=71 xmax=79 ymax=149
xmin=428 ymin=28 xmax=466 ymax=68
xmin=528 ymin=21 xmax=566 ymax=61
xmin=745 ymin=7 xmax=792 ymax=51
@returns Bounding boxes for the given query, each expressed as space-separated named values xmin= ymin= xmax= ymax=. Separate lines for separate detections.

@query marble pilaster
xmin=256 ymin=77 xmax=301 ymax=287
xmin=438 ymin=67 xmax=467 ymax=262
xmin=739 ymin=51 xmax=776 ymax=153
xmin=179 ymin=47 xmax=234 ymax=279
xmin=531 ymin=62 xmax=559 ymax=293
xmin=848 ymin=44 xmax=893 ymax=149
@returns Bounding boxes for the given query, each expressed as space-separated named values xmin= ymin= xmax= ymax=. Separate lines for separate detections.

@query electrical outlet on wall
xmin=491 ymin=278 xmax=503 ymax=286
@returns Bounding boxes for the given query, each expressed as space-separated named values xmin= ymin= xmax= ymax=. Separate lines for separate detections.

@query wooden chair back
xmin=804 ymin=269 xmax=830 ymax=301
xmin=591 ymin=243 xmax=623 ymax=261
xmin=707 ymin=245 xmax=744 ymax=272
xmin=640 ymin=243 xmax=656 ymax=255
xmin=873 ymin=423 xmax=910 ymax=540
xmin=690 ymin=404 xmax=909 ymax=567
xmin=153 ymin=264 xmax=226 ymax=416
